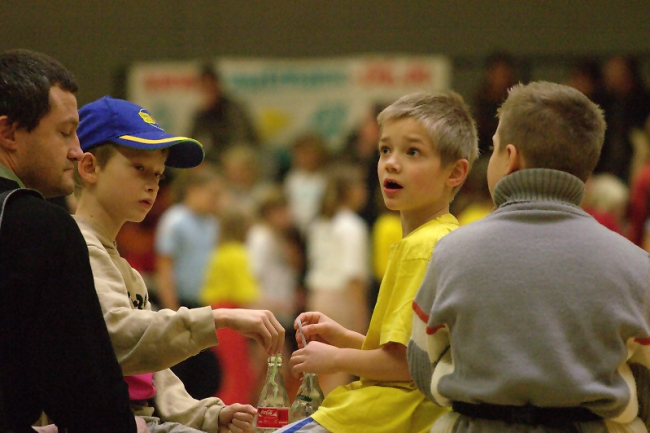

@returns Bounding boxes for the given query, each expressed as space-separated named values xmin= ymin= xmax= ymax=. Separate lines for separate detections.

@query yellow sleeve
xmin=379 ymin=256 xmax=429 ymax=346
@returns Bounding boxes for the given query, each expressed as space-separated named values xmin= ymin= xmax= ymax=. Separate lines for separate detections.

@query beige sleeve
xmin=87 ymin=243 xmax=219 ymax=375
xmin=153 ymin=368 xmax=224 ymax=432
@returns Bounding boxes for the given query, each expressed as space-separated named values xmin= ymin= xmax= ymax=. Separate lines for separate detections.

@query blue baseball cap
xmin=77 ymin=96 xmax=205 ymax=168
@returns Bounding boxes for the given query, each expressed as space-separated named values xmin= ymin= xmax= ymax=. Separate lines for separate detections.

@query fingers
xmin=257 ymin=311 xmax=284 ymax=355
xmin=232 ymin=410 xmax=256 ymax=431
xmin=295 ymin=311 xmax=324 ymax=328
xmin=229 ymin=403 xmax=257 ymax=417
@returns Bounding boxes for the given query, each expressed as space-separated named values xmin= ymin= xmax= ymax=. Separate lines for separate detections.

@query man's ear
xmin=0 ymin=116 xmax=18 ymax=151
xmin=504 ymin=144 xmax=526 ymax=174
xmin=446 ymin=158 xmax=470 ymax=188
xmin=77 ymin=152 xmax=100 ymax=184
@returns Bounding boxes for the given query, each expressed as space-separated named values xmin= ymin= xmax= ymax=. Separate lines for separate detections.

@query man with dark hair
xmin=0 ymin=49 xmax=144 ymax=433
xmin=189 ymin=63 xmax=259 ymax=165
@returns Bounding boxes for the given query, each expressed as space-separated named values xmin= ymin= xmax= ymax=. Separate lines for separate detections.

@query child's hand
xmin=214 ymin=308 xmax=285 ymax=355
xmin=295 ymin=312 xmax=351 ymax=348
xmin=218 ymin=403 xmax=257 ymax=433
xmin=290 ymin=340 xmax=341 ymax=376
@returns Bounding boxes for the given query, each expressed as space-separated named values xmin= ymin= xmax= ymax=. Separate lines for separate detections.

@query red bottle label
xmin=257 ymin=407 xmax=289 ymax=428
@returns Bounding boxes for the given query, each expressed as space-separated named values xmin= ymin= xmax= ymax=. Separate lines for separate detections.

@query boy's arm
xmin=291 ymin=341 xmax=411 ymax=382
xmin=153 ymin=368 xmax=257 ymax=433
xmin=86 ymin=242 xmax=219 ymax=375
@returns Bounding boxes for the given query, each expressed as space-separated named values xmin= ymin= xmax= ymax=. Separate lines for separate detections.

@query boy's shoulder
xmin=72 ymin=215 xmax=109 ymax=251
xmin=397 ymin=213 xmax=459 ymax=261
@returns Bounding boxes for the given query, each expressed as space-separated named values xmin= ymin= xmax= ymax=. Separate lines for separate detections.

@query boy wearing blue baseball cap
xmin=72 ymin=96 xmax=285 ymax=433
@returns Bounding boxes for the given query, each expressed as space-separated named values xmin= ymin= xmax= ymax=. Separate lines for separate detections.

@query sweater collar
xmin=72 ymin=215 xmax=117 ymax=251
xmin=493 ymin=169 xmax=585 ymax=208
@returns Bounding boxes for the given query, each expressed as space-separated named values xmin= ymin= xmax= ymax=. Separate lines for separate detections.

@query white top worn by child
xmin=72 ymin=97 xmax=285 ymax=433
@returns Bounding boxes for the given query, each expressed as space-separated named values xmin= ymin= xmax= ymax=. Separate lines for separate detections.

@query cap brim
xmin=114 ymin=133 xmax=205 ymax=168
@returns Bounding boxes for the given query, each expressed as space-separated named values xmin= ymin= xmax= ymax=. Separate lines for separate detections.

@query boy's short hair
xmin=497 ymin=81 xmax=606 ymax=182
xmin=377 ymin=91 xmax=479 ymax=167
xmin=0 ymin=49 xmax=78 ymax=132
xmin=72 ymin=142 xmax=118 ymax=195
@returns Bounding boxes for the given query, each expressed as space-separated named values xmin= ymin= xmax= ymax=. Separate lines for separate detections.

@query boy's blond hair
xmin=377 ymin=91 xmax=479 ymax=167
xmin=497 ymin=81 xmax=606 ymax=182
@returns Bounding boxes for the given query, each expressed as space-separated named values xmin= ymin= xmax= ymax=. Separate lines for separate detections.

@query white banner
xmin=127 ymin=55 xmax=451 ymax=152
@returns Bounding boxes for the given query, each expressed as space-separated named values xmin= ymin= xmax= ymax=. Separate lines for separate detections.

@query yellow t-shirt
xmin=200 ymin=241 xmax=260 ymax=306
xmin=312 ymin=214 xmax=458 ymax=433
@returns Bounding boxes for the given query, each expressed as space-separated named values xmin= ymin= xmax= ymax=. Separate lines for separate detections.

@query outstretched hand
xmin=218 ymin=403 xmax=257 ymax=433
xmin=214 ymin=308 xmax=285 ymax=355
xmin=294 ymin=311 xmax=359 ymax=349
xmin=290 ymin=340 xmax=342 ymax=376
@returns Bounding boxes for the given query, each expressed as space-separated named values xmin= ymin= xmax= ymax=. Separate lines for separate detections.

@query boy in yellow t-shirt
xmin=275 ymin=91 xmax=479 ymax=433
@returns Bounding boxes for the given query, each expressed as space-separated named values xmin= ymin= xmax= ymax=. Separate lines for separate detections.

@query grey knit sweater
xmin=408 ymin=169 xmax=650 ymax=431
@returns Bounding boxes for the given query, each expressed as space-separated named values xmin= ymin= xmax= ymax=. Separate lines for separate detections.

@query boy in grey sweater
xmin=408 ymin=81 xmax=650 ymax=433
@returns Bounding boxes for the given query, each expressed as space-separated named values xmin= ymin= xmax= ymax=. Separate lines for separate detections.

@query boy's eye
xmin=156 ymin=173 xmax=166 ymax=180
xmin=407 ymin=148 xmax=420 ymax=156
xmin=379 ymin=146 xmax=390 ymax=155
xmin=134 ymin=165 xmax=144 ymax=171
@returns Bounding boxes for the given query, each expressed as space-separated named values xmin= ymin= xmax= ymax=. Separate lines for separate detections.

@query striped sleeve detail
xmin=427 ymin=324 xmax=445 ymax=335
xmin=635 ymin=336 xmax=650 ymax=346
xmin=413 ymin=300 xmax=429 ymax=323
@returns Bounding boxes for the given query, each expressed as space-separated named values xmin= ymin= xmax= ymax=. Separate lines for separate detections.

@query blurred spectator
xmin=155 ymin=166 xmax=223 ymax=310
xmin=582 ymin=173 xmax=629 ymax=235
xmin=305 ymin=164 xmax=370 ymax=394
xmin=189 ymin=63 xmax=259 ymax=165
xmin=595 ymin=55 xmax=650 ymax=184
xmin=247 ymin=186 xmax=301 ymax=329
xmin=284 ymin=133 xmax=331 ymax=233
xmin=565 ymin=58 xmax=611 ymax=109
xmin=246 ymin=186 xmax=305 ymax=400
xmin=338 ymin=103 xmax=387 ymax=227
xmin=154 ymin=166 xmax=224 ymax=400
xmin=473 ymin=52 xmax=517 ymax=155
xmin=627 ymin=120 xmax=650 ymax=249
xmin=201 ymin=208 xmax=259 ymax=405
xmin=221 ymin=144 xmax=271 ymax=218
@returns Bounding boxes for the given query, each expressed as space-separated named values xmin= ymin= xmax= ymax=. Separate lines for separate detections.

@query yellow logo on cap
xmin=139 ymin=110 xmax=157 ymax=125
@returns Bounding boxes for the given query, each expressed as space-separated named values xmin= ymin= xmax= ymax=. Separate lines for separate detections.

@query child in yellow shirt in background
xmin=73 ymin=96 xmax=284 ymax=433
xmin=201 ymin=207 xmax=260 ymax=405
xmin=274 ymin=91 xmax=479 ymax=433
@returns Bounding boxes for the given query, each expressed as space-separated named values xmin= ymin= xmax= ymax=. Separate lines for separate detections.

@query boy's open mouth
xmin=384 ymin=179 xmax=403 ymax=189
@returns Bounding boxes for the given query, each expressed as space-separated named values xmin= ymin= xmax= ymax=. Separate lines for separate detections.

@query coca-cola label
xmin=257 ymin=407 xmax=289 ymax=428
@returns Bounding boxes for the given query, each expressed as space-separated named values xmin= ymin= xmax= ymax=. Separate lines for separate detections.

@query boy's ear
xmin=504 ymin=144 xmax=526 ymax=174
xmin=446 ymin=158 xmax=470 ymax=188
xmin=0 ymin=116 xmax=18 ymax=151
xmin=77 ymin=152 xmax=100 ymax=184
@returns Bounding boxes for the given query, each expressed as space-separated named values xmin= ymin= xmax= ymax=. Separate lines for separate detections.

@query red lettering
xmin=144 ymin=75 xmax=200 ymax=91
xmin=403 ymin=64 xmax=431 ymax=85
